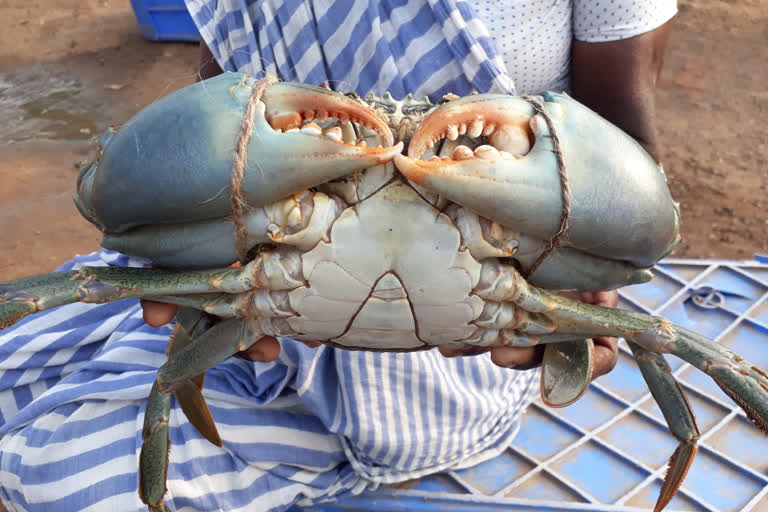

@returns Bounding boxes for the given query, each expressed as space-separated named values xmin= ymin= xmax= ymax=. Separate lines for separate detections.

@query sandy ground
xmin=0 ymin=0 xmax=766 ymax=284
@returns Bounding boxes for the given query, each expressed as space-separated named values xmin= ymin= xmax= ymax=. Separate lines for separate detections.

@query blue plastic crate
xmin=129 ymin=0 xmax=199 ymax=42
xmin=296 ymin=258 xmax=768 ymax=511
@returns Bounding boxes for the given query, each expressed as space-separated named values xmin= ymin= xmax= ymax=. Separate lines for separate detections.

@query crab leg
xmin=141 ymin=378 xmax=172 ymax=512
xmin=148 ymin=288 xmax=296 ymax=321
xmin=166 ymin=307 xmax=222 ymax=448
xmin=140 ymin=308 xmax=219 ymax=512
xmin=629 ymin=342 xmax=700 ymax=512
xmin=474 ymin=261 xmax=768 ymax=432
xmin=141 ymin=313 xmax=258 ymax=512
xmin=540 ymin=340 xmax=594 ymax=407
xmin=469 ymin=262 xmax=766 ymax=509
xmin=473 ymin=292 xmax=594 ymax=407
xmin=0 ymin=250 xmax=304 ymax=329
xmin=100 ymin=190 xmax=346 ymax=268
xmin=156 ymin=317 xmax=268 ymax=386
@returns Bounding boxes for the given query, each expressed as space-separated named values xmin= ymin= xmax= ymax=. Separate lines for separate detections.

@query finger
xmin=141 ymin=300 xmax=178 ymax=327
xmin=559 ymin=290 xmax=619 ymax=309
xmin=490 ymin=345 xmax=545 ymax=370
xmin=438 ymin=347 xmax=461 ymax=358
xmin=591 ymin=335 xmax=619 ymax=379
xmin=301 ymin=340 xmax=323 ymax=348
xmin=559 ymin=290 xmax=589 ymax=302
xmin=594 ymin=290 xmax=619 ymax=308
xmin=236 ymin=336 xmax=282 ymax=362
xmin=438 ymin=346 xmax=491 ymax=358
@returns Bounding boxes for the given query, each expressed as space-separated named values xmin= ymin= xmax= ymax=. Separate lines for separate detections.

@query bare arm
xmin=570 ymin=20 xmax=674 ymax=161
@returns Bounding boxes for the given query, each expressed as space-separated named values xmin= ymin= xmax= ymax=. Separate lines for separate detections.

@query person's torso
xmin=469 ymin=0 xmax=572 ymax=94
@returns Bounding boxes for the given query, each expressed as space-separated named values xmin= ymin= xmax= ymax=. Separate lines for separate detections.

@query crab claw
xmin=395 ymin=92 xmax=679 ymax=269
xmin=76 ymin=73 xmax=401 ymax=233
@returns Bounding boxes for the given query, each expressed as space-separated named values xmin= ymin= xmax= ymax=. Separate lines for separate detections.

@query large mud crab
xmin=1 ymin=73 xmax=767 ymax=512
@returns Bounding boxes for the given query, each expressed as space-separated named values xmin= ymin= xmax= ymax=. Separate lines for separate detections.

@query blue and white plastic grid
xmin=302 ymin=258 xmax=768 ymax=511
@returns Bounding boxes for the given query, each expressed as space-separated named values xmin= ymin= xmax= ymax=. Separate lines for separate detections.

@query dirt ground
xmin=0 ymin=0 xmax=766 ymax=284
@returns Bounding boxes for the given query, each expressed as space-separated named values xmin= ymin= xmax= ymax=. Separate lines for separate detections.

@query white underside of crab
xmin=288 ymin=179 xmax=484 ymax=349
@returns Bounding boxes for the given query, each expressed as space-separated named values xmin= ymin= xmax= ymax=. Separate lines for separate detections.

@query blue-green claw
xmin=76 ymin=74 xmax=401 ymax=234
xmin=395 ymin=92 xmax=680 ymax=278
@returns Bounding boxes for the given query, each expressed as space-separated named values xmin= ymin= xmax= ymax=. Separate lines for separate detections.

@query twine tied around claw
xmin=519 ymin=95 xmax=572 ymax=279
xmin=231 ymin=74 xmax=279 ymax=263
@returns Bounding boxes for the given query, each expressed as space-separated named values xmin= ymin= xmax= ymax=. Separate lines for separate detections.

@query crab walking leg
xmin=470 ymin=290 xmax=596 ymax=406
xmin=140 ymin=309 xmax=217 ymax=512
xmin=156 ymin=316 xmax=282 ymax=389
xmin=101 ymin=191 xmax=346 ymax=269
xmin=168 ymin=308 xmax=223 ymax=447
xmin=147 ymin=289 xmax=296 ymax=319
xmin=0 ymin=249 xmax=304 ymax=328
xmin=141 ymin=379 xmax=172 ymax=512
xmin=629 ymin=342 xmax=700 ymax=512
xmin=475 ymin=261 xmax=768 ymax=432
xmin=540 ymin=340 xmax=594 ymax=407
xmin=140 ymin=315 xmax=254 ymax=512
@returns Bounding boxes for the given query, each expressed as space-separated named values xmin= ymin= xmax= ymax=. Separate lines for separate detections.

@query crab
xmin=1 ymin=73 xmax=767 ymax=512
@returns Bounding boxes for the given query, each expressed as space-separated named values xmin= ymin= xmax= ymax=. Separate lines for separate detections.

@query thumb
xmin=237 ymin=336 xmax=282 ymax=362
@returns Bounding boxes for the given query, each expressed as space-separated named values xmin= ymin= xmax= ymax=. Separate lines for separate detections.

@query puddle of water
xmin=0 ymin=67 xmax=104 ymax=144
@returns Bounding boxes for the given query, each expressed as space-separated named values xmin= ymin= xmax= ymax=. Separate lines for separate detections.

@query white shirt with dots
xmin=470 ymin=0 xmax=677 ymax=94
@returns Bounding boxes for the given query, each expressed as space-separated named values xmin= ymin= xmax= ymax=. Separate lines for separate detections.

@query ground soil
xmin=0 ymin=0 xmax=766 ymax=285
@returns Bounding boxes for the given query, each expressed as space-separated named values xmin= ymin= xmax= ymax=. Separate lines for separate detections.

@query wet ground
xmin=1 ymin=0 xmax=199 ymax=281
xmin=0 ymin=0 xmax=767 ymax=283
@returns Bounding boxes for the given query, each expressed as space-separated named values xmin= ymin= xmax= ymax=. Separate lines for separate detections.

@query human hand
xmin=439 ymin=290 xmax=620 ymax=381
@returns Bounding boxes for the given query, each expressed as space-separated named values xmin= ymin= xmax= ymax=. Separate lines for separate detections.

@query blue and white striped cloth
xmin=0 ymin=1 xmax=676 ymax=510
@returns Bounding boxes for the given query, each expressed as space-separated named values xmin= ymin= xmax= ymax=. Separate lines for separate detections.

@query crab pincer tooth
xmin=396 ymin=92 xmax=679 ymax=268
xmin=489 ymin=124 xmax=531 ymax=156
